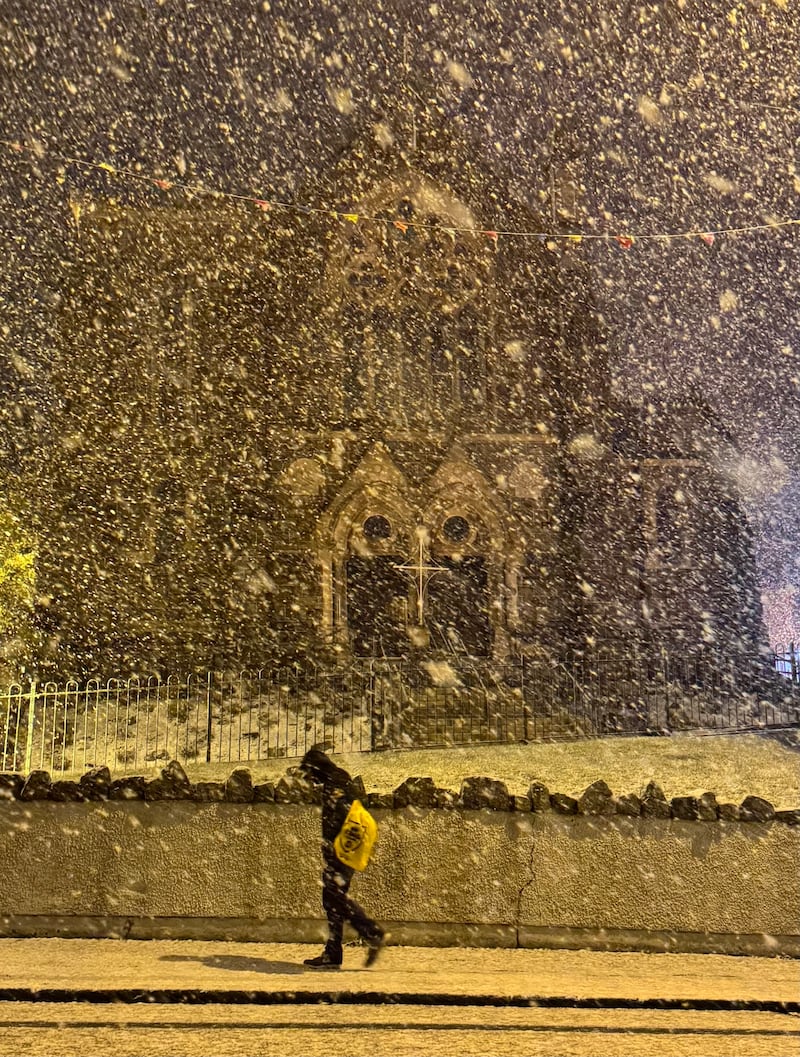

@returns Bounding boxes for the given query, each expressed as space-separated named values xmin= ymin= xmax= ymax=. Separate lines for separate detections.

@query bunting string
xmin=3 ymin=136 xmax=800 ymax=249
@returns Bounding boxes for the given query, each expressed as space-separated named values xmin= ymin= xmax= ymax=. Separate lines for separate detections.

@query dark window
xmin=363 ymin=515 xmax=392 ymax=540
xmin=455 ymin=307 xmax=485 ymax=411
xmin=153 ymin=480 xmax=185 ymax=564
xmin=342 ymin=304 xmax=367 ymax=419
xmin=346 ymin=556 xmax=409 ymax=656
xmin=430 ymin=317 xmax=454 ymax=416
xmin=655 ymin=487 xmax=692 ymax=564
xmin=371 ymin=306 xmax=400 ymax=420
xmin=426 ymin=556 xmax=491 ymax=655
xmin=443 ymin=515 xmax=471 ymax=543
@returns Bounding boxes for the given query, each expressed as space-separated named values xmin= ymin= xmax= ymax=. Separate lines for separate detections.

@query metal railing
xmin=773 ymin=643 xmax=800 ymax=684
xmin=0 ymin=648 xmax=798 ymax=774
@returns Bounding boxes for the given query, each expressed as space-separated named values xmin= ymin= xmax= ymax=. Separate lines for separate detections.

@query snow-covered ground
xmin=161 ymin=731 xmax=800 ymax=809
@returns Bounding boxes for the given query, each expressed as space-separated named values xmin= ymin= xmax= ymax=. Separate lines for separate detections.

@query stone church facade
xmin=38 ymin=119 xmax=765 ymax=674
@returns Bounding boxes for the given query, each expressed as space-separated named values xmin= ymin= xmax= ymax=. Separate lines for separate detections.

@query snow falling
xmin=0 ymin=1 xmax=798 ymax=693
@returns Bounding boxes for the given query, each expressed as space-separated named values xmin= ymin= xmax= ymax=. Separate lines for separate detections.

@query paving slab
xmin=0 ymin=939 xmax=797 ymax=1009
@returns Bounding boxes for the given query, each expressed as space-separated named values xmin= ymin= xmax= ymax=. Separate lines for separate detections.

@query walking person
xmin=297 ymin=746 xmax=386 ymax=969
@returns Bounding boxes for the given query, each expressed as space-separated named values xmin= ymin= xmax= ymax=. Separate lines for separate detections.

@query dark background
xmin=1 ymin=0 xmax=798 ymax=643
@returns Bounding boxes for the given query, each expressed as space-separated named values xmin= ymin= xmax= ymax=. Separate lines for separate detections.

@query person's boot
xmin=364 ymin=928 xmax=387 ymax=968
xmin=303 ymin=949 xmax=342 ymax=970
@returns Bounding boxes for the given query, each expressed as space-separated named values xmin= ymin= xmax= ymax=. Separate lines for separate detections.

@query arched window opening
xmin=335 ymin=188 xmax=493 ymax=427
xmin=655 ymin=486 xmax=693 ymax=565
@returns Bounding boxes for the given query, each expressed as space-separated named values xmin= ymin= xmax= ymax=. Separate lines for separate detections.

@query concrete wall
xmin=1 ymin=801 xmax=797 ymax=955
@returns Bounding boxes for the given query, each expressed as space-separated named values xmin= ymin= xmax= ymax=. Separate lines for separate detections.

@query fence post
xmin=791 ymin=643 xmax=798 ymax=685
xmin=368 ymin=662 xmax=377 ymax=753
xmin=23 ymin=680 xmax=36 ymax=775
xmin=205 ymin=671 xmax=213 ymax=763
xmin=521 ymin=657 xmax=529 ymax=741
xmin=660 ymin=649 xmax=670 ymax=734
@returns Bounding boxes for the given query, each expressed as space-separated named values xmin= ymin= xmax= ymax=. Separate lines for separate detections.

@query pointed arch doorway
xmin=346 ymin=522 xmax=410 ymax=657
xmin=318 ymin=452 xmax=504 ymax=659
xmin=426 ymin=555 xmax=491 ymax=655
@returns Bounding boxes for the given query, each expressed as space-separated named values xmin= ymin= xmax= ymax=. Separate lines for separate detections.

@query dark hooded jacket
xmin=299 ymin=748 xmax=358 ymax=845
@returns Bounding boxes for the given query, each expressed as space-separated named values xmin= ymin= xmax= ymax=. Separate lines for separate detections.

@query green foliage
xmin=0 ymin=502 xmax=36 ymax=668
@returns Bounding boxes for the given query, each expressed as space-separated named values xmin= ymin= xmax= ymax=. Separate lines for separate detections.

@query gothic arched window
xmin=655 ymin=486 xmax=694 ymax=565
xmin=333 ymin=184 xmax=493 ymax=427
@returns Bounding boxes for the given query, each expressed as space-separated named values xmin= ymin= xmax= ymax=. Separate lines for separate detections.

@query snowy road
xmin=0 ymin=1001 xmax=797 ymax=1057
xmin=1 ymin=940 xmax=797 ymax=1056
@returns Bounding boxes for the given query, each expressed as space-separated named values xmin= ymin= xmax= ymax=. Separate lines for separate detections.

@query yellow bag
xmin=333 ymin=799 xmax=378 ymax=872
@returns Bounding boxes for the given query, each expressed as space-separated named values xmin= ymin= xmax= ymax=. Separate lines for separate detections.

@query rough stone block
xmin=459 ymin=777 xmax=511 ymax=812
xmin=109 ymin=776 xmax=146 ymax=801
xmin=195 ymin=781 xmax=226 ymax=802
xmin=718 ymin=802 xmax=741 ymax=821
xmin=697 ymin=792 xmax=719 ymax=820
xmin=512 ymin=794 xmax=532 ymax=813
xmin=145 ymin=760 xmax=193 ymax=800
xmin=394 ymin=777 xmax=438 ymax=809
xmin=550 ymin=792 xmax=578 ymax=814
xmin=145 ymin=776 xmax=192 ymax=801
xmin=775 ymin=809 xmax=800 ymax=825
xmin=578 ymin=780 xmax=616 ymax=816
xmin=49 ymin=780 xmax=85 ymax=802
xmin=225 ymin=768 xmax=254 ymax=803
xmin=435 ymin=789 xmax=459 ymax=810
xmin=253 ymin=782 xmax=276 ymax=803
xmin=19 ymin=770 xmax=52 ymax=800
xmin=366 ymin=792 xmax=394 ymax=810
xmin=162 ymin=760 xmax=192 ymax=793
xmin=79 ymin=766 xmax=112 ymax=800
xmin=0 ymin=774 xmax=23 ymax=799
xmin=641 ymin=781 xmax=671 ymax=819
xmin=528 ymin=782 xmax=550 ymax=812
xmin=671 ymin=796 xmax=700 ymax=821
xmin=739 ymin=795 xmax=775 ymax=822
xmin=274 ymin=775 xmax=317 ymax=804
xmin=615 ymin=793 xmax=642 ymax=817
xmin=350 ymin=774 xmax=367 ymax=799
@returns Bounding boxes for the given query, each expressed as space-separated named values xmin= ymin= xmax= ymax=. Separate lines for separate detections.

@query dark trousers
xmin=321 ymin=846 xmax=379 ymax=960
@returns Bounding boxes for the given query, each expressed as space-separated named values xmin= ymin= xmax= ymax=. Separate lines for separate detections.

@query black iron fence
xmin=1 ymin=647 xmax=798 ymax=774
xmin=773 ymin=643 xmax=800 ymax=683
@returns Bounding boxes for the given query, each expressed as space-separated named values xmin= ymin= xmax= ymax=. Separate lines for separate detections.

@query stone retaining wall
xmin=1 ymin=763 xmax=798 ymax=956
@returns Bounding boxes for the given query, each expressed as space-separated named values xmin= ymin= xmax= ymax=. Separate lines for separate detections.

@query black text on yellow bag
xmin=333 ymin=799 xmax=378 ymax=871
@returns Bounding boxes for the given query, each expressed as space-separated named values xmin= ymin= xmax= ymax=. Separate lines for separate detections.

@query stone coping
xmin=2 ymin=918 xmax=799 ymax=959
xmin=1 ymin=763 xmax=798 ymax=824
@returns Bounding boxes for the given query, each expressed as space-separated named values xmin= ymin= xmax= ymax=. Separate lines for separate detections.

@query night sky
xmin=1 ymin=0 xmax=798 ymax=642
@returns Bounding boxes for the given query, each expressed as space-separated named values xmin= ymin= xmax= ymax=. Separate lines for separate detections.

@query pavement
xmin=0 ymin=938 xmax=798 ymax=1013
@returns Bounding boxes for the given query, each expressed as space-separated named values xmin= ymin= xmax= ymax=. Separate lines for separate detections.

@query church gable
xmin=423 ymin=454 xmax=507 ymax=552
xmin=33 ymin=98 xmax=765 ymax=673
xmin=316 ymin=443 xmax=413 ymax=554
